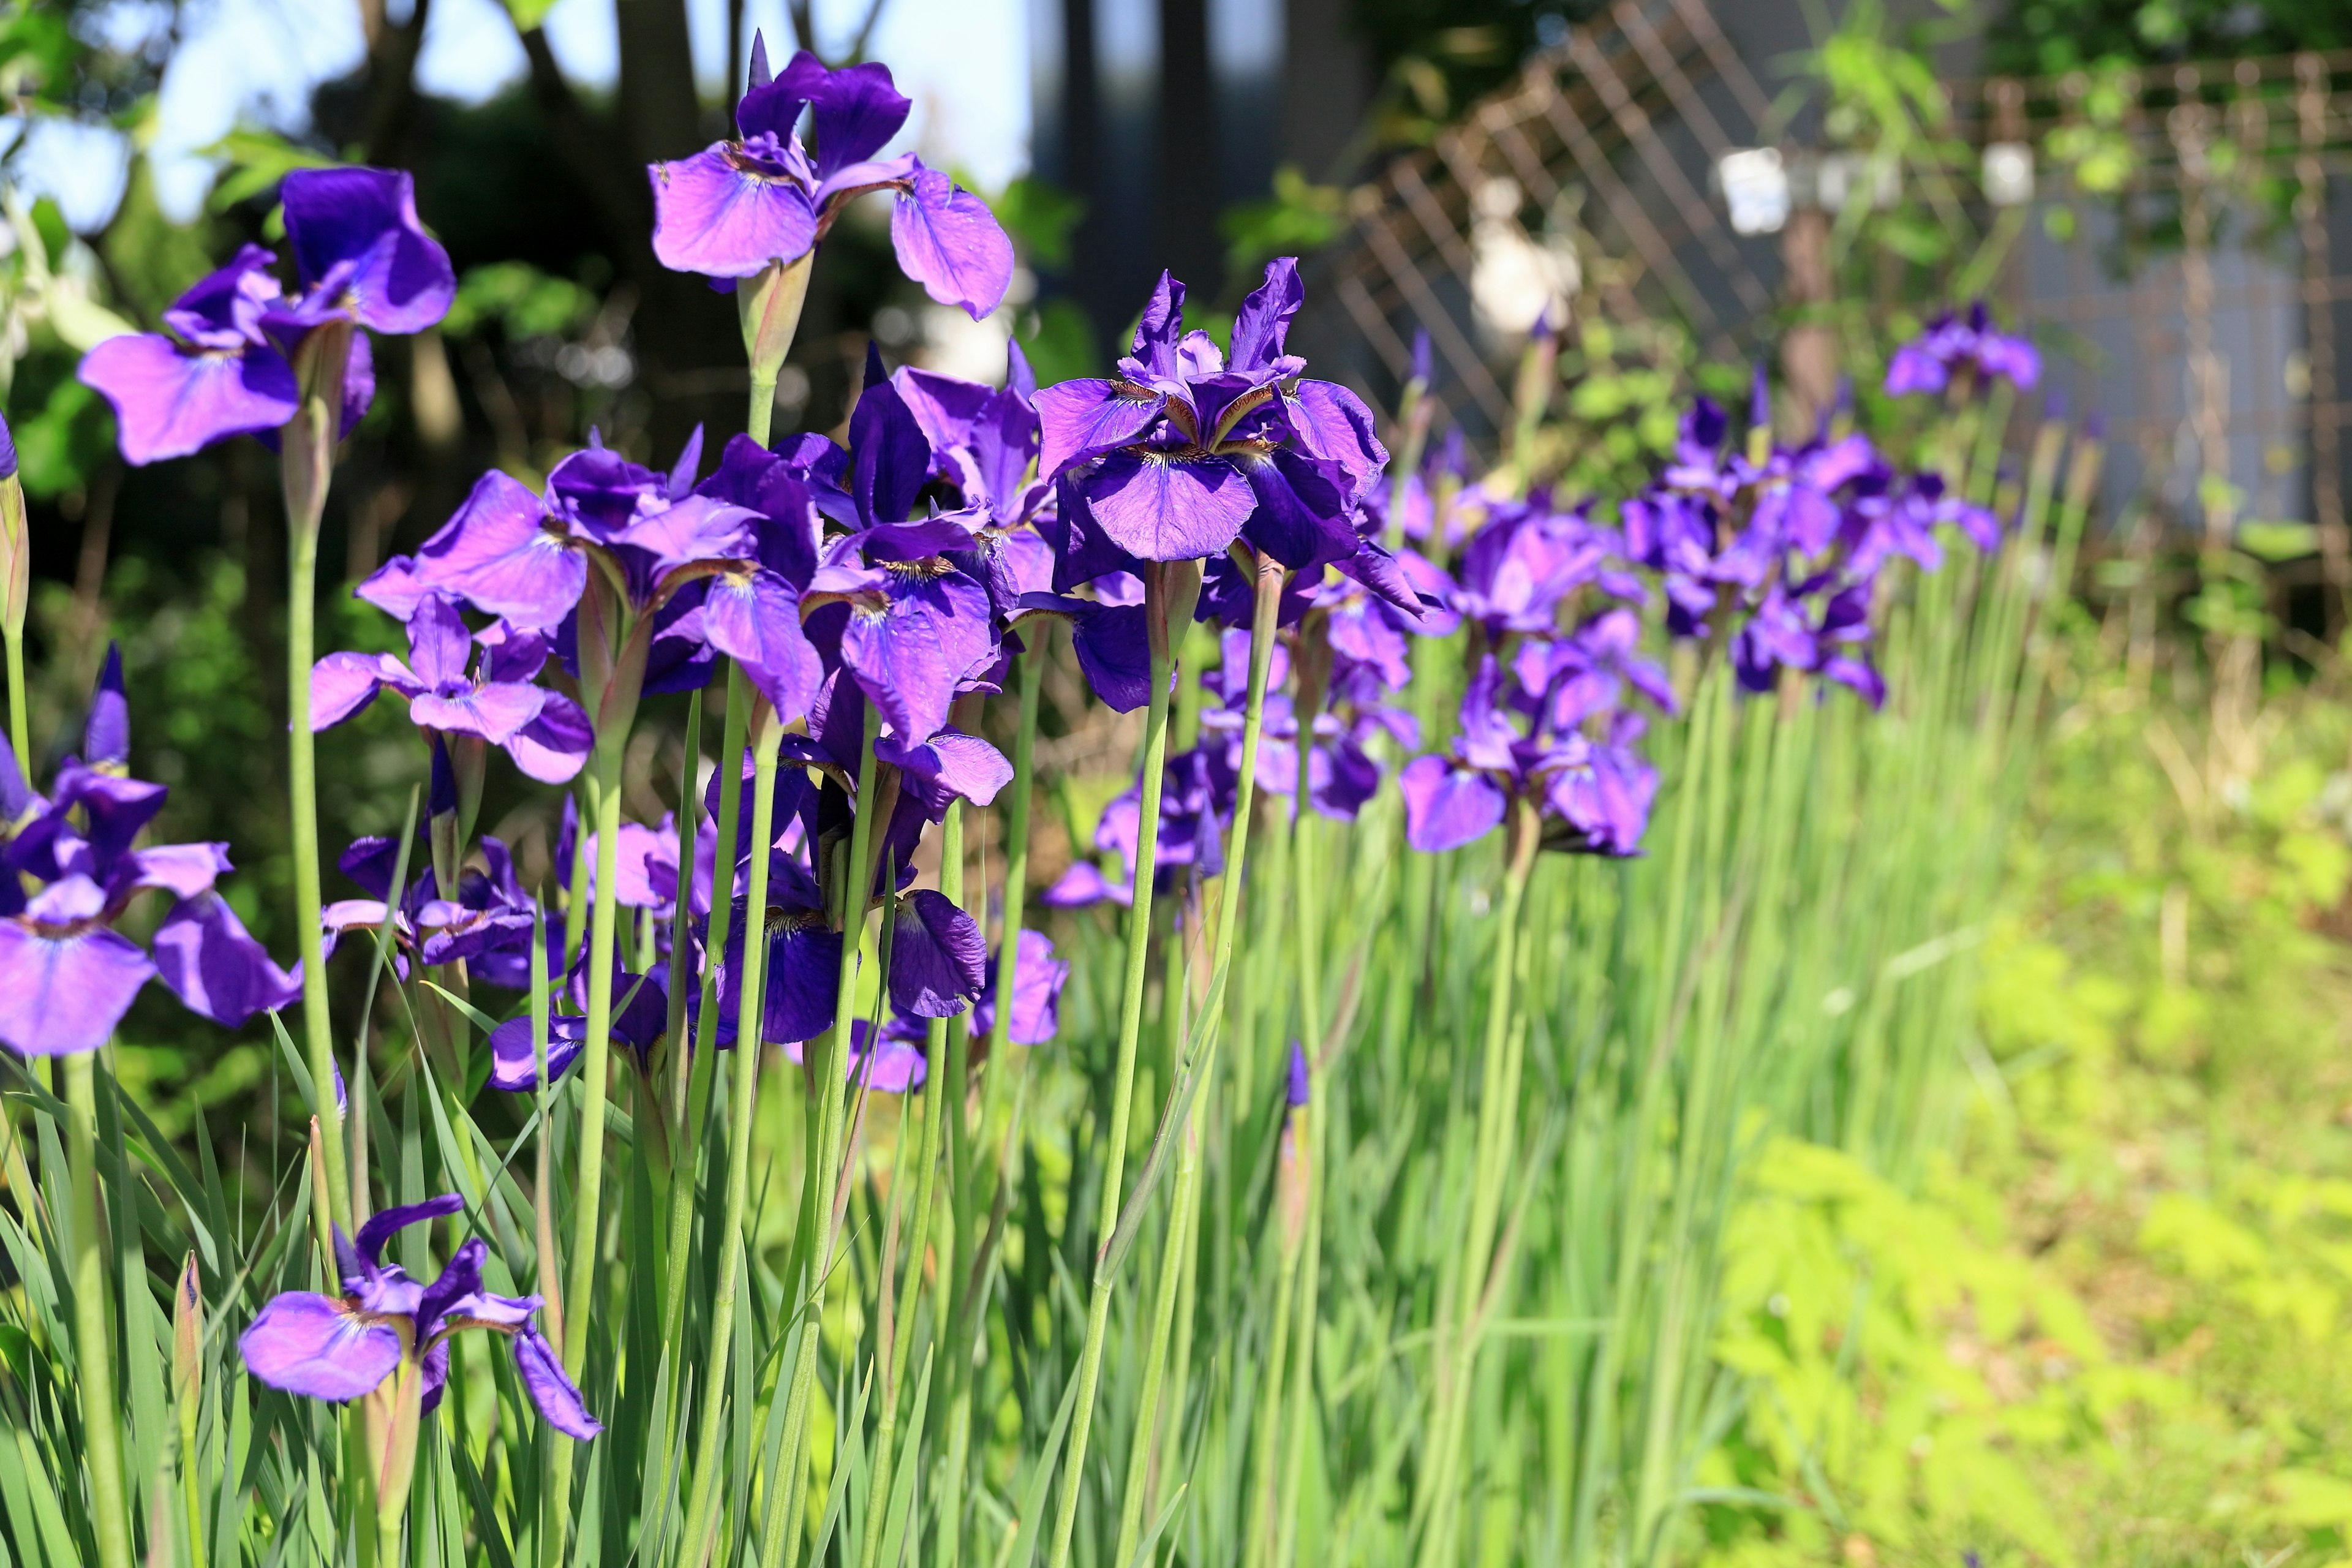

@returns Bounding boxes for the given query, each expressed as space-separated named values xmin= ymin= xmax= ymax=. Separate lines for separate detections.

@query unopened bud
xmin=171 ymin=1251 xmax=201 ymax=1416
xmin=0 ymin=410 xmax=24 ymax=647
xmin=741 ymin=252 xmax=816 ymax=409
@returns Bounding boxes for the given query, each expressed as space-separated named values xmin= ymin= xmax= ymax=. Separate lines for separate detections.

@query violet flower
xmin=80 ymin=168 xmax=453 ymax=464
xmin=648 ymin=35 xmax=1012 ymax=320
xmin=1399 ymin=651 xmax=1658 ymax=858
xmin=312 ymin=594 xmax=593 ymax=785
xmin=322 ymin=832 xmax=542 ymax=989
xmin=786 ymin=1017 xmax=927 ymax=1093
xmin=1035 ymin=259 xmax=1386 ymax=567
xmin=970 ymin=929 xmax=1068 ymax=1047
xmin=0 ymin=651 xmax=298 ymax=1055
xmin=1884 ymin=301 xmax=2041 ymax=398
xmin=239 ymin=1194 xmax=599 ymax=1440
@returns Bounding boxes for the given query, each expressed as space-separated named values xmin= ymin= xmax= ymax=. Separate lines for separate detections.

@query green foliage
xmin=441 ymin=262 xmax=601 ymax=341
xmin=1220 ymin=166 xmax=1345 ymax=284
xmin=1988 ymin=0 xmax=2352 ymax=79
xmin=993 ymin=177 xmax=1085 ymax=273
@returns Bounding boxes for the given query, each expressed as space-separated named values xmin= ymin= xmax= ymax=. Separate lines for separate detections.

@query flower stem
xmin=858 ymin=799 xmax=959 ymax=1568
xmin=1414 ymin=796 xmax=1541 ymax=1568
xmin=938 ymin=630 xmax=1046 ymax=1568
xmin=1046 ymin=564 xmax=1180 ymax=1568
xmin=677 ymin=700 xmax=782 ymax=1562
xmin=1111 ymin=551 xmax=1284 ymax=1563
xmin=64 ymin=1054 xmax=134 ymax=1568
xmin=282 ymin=325 xmax=354 ymax=1237
xmin=652 ymin=666 xmax=745 ymax=1550
xmin=542 ymin=730 xmax=630 ymax=1562
xmin=769 ymin=704 xmax=884 ymax=1568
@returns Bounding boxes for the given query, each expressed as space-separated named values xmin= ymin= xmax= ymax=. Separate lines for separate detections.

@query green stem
xmin=1046 ymin=565 xmax=1179 ymax=1568
xmin=858 ymin=800 xmax=960 ymax=1568
xmin=543 ymin=733 xmax=629 ymax=1561
xmin=1111 ymin=551 xmax=1285 ymax=1562
xmin=64 ymin=1054 xmax=134 ymax=1568
xmin=677 ymin=705 xmax=783 ymax=1562
xmin=651 ymin=668 xmax=745 ymax=1551
xmin=4 ymin=626 xmax=25 ymax=770
xmin=283 ymin=326 xmax=352 ymax=1237
xmin=939 ymin=631 xmax=1047 ymax=1568
xmin=1244 ymin=1235 xmax=1300 ymax=1568
xmin=1415 ymin=798 xmax=1540 ymax=1568
xmin=770 ymin=707 xmax=884 ymax=1567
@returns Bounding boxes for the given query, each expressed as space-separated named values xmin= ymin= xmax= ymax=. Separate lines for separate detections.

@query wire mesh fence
xmin=1298 ymin=0 xmax=2352 ymax=620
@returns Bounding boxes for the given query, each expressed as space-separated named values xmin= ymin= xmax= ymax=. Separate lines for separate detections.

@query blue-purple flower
xmin=80 ymin=168 xmax=453 ymax=464
xmin=312 ymin=595 xmax=594 ymax=784
xmin=1883 ymin=301 xmax=2041 ymax=398
xmin=0 ymin=650 xmax=299 ymax=1055
xmin=648 ymin=36 xmax=1012 ymax=320
xmin=239 ymin=1195 xmax=598 ymax=1439
xmin=1034 ymin=260 xmax=1386 ymax=567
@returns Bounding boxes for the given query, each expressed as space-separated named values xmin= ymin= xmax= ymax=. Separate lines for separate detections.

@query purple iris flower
xmin=1034 ymin=259 xmax=1386 ymax=567
xmin=969 ymin=929 xmax=1069 ymax=1047
xmin=0 ymin=651 xmax=299 ymax=1055
xmin=311 ymin=595 xmax=594 ymax=785
xmin=487 ymin=961 xmax=669 ymax=1091
xmin=239 ymin=1195 xmax=599 ymax=1440
xmin=648 ymin=35 xmax=1012 ymax=320
xmin=786 ymin=1017 xmax=927 ymax=1093
xmin=1398 ymin=650 xmax=1658 ymax=858
xmin=80 ymin=168 xmax=453 ymax=465
xmin=799 ymin=358 xmax=1002 ymax=742
xmin=322 ymin=832 xmax=542 ymax=989
xmin=411 ymin=434 xmax=822 ymax=724
xmin=1884 ymin=301 xmax=2040 ymax=397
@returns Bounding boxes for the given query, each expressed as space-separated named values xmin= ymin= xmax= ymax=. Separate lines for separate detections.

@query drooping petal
xmin=118 ymin=842 xmax=232 ymax=902
xmin=1086 ymin=450 xmax=1256 ymax=562
xmin=877 ymin=727 xmax=1014 ymax=813
xmin=78 ymin=334 xmax=299 ymax=467
xmin=649 ymin=144 xmax=819 ymax=279
xmin=1041 ymin=860 xmax=1131 ymax=908
xmin=890 ymin=164 xmax=1015 ymax=320
xmin=1069 ymin=601 xmax=1153 ymax=712
xmin=281 ymin=166 xmax=456 ymax=334
xmin=702 ymin=569 xmax=824 ymax=723
xmin=238 ymin=1292 xmax=403 ymax=1403
xmin=513 ymin=1326 xmax=603 ymax=1439
xmin=888 ymin=889 xmax=986 ymax=1018
xmin=1398 ymin=755 xmax=1506 ymax=854
xmin=503 ymin=693 xmax=594 ymax=785
xmin=1276 ymin=379 xmax=1389 ymax=502
xmin=415 ymin=471 xmax=583 ymax=631
xmin=0 ymin=922 xmax=155 ymax=1056
xmin=410 ymin=682 xmax=548 ymax=746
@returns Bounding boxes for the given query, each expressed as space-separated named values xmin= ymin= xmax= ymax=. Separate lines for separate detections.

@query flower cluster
xmin=1883 ymin=301 xmax=2041 ymax=399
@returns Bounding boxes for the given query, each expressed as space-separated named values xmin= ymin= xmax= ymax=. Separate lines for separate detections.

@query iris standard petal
xmin=1087 ymin=450 xmax=1256 ymax=562
xmin=0 ymin=922 xmax=156 ymax=1056
xmin=281 ymin=166 xmax=456 ymax=334
xmin=888 ymin=889 xmax=986 ymax=1018
xmin=238 ymin=1292 xmax=404 ymax=1403
xmin=649 ymin=144 xmax=820 ymax=279
xmin=890 ymin=164 xmax=1016 ymax=320
xmin=354 ymin=1194 xmax=467 ymax=1268
xmin=79 ymin=334 xmax=300 ymax=466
